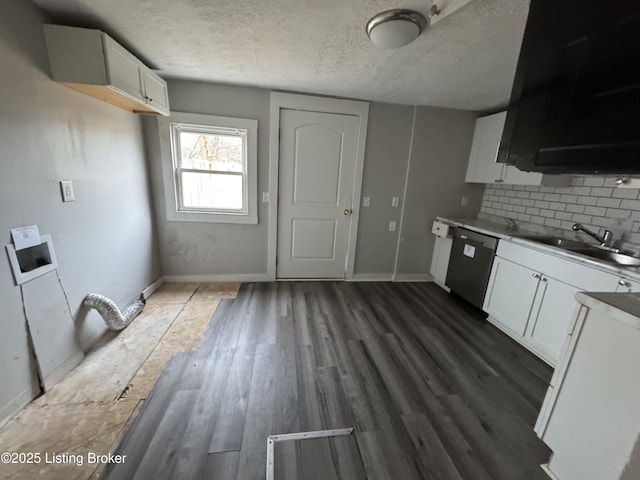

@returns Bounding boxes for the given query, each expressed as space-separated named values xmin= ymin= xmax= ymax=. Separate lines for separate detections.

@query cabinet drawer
xmin=432 ymin=221 xmax=450 ymax=237
xmin=496 ymin=240 xmax=619 ymax=292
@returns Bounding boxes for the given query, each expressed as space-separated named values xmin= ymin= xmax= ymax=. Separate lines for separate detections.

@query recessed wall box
xmin=6 ymin=234 xmax=59 ymax=285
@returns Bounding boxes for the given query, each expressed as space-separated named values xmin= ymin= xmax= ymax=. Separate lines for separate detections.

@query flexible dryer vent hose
xmin=83 ymin=293 xmax=145 ymax=331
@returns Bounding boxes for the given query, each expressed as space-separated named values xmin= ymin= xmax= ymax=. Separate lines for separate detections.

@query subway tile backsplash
xmin=479 ymin=176 xmax=640 ymax=245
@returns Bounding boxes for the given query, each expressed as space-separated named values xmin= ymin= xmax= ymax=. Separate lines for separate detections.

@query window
xmin=172 ymin=124 xmax=247 ymax=213
xmin=162 ymin=112 xmax=258 ymax=224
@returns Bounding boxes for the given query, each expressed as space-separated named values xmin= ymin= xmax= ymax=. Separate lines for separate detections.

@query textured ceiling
xmin=32 ymin=0 xmax=529 ymax=110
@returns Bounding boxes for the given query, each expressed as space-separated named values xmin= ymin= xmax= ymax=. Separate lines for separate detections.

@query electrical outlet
xmin=362 ymin=196 xmax=371 ymax=207
xmin=389 ymin=221 xmax=397 ymax=232
xmin=262 ymin=192 xmax=270 ymax=203
xmin=461 ymin=195 xmax=468 ymax=207
xmin=392 ymin=196 xmax=400 ymax=207
xmin=60 ymin=180 xmax=75 ymax=202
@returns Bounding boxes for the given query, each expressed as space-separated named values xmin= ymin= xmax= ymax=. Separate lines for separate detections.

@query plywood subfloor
xmin=0 ymin=282 xmax=238 ymax=480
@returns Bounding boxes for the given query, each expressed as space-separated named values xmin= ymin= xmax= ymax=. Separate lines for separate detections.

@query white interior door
xmin=277 ymin=109 xmax=360 ymax=279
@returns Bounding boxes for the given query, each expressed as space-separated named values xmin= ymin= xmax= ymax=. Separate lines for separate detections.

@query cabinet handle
xmin=532 ymin=273 xmax=540 ymax=279
xmin=148 ymin=98 xmax=153 ymax=102
xmin=619 ymin=279 xmax=630 ymax=287
xmin=540 ymin=276 xmax=547 ymax=282
xmin=494 ymin=179 xmax=504 ymax=183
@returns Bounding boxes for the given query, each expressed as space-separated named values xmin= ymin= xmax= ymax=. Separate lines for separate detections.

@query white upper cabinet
xmin=140 ymin=66 xmax=170 ymax=114
xmin=465 ymin=112 xmax=507 ymax=183
xmin=44 ymin=25 xmax=169 ymax=116
xmin=465 ymin=112 xmax=567 ymax=186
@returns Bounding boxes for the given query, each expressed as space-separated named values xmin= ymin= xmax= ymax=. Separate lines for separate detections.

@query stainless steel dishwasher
xmin=445 ymin=227 xmax=498 ymax=309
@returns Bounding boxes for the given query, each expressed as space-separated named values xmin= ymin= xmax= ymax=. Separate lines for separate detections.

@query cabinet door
xmin=483 ymin=257 xmax=539 ymax=336
xmin=615 ymin=277 xmax=640 ymax=293
xmin=526 ymin=275 xmax=580 ymax=364
xmin=430 ymin=236 xmax=452 ymax=289
xmin=465 ymin=112 xmax=506 ymax=183
xmin=141 ymin=68 xmax=170 ymax=115
xmin=103 ymin=37 xmax=145 ymax=102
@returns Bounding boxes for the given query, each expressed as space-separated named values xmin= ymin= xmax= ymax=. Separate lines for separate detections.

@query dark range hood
xmin=498 ymin=0 xmax=640 ymax=174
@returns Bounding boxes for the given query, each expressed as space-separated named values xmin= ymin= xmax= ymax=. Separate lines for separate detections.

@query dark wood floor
xmin=101 ymin=282 xmax=552 ymax=480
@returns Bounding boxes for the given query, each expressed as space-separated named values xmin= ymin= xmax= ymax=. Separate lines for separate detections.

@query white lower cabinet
xmin=484 ymin=257 xmax=539 ymax=336
xmin=526 ymin=276 xmax=581 ymax=363
xmin=430 ymin=236 xmax=453 ymax=291
xmin=615 ymin=276 xmax=640 ymax=292
xmin=483 ymin=240 xmax=620 ymax=366
xmin=430 ymin=221 xmax=453 ymax=291
xmin=535 ymin=298 xmax=640 ymax=480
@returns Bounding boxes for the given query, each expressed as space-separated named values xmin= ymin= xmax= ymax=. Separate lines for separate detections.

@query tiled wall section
xmin=480 ymin=176 xmax=640 ymax=245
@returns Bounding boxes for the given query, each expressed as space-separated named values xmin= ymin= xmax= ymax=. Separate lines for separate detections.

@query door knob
xmin=343 ymin=209 xmax=352 ymax=215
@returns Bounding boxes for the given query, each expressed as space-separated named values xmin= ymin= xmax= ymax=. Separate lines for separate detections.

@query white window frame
xmin=160 ymin=112 xmax=258 ymax=224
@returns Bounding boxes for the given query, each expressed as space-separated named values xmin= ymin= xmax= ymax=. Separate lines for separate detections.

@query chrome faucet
xmin=572 ymin=223 xmax=614 ymax=247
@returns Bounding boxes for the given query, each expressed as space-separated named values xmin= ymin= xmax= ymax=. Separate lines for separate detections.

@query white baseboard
xmin=393 ymin=274 xmax=433 ymax=282
xmin=162 ymin=274 xmax=271 ymax=283
xmin=42 ymin=350 xmax=84 ymax=391
xmin=0 ymin=383 xmax=40 ymax=428
xmin=540 ymin=464 xmax=560 ymax=480
xmin=350 ymin=274 xmax=394 ymax=282
xmin=433 ymin=280 xmax=451 ymax=292
xmin=141 ymin=277 xmax=164 ymax=300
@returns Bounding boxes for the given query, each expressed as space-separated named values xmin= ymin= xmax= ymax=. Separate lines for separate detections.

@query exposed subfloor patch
xmin=0 ymin=282 xmax=239 ymax=480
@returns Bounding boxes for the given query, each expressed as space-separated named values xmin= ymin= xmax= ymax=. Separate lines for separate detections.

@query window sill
xmin=166 ymin=210 xmax=258 ymax=224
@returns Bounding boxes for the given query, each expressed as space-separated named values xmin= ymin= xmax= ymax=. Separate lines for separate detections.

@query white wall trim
xmin=43 ymin=350 xmax=84 ymax=391
xmin=158 ymin=113 xmax=259 ymax=225
xmin=393 ymin=106 xmax=417 ymax=277
xmin=268 ymin=92 xmax=370 ymax=281
xmin=350 ymin=273 xmax=394 ymax=282
xmin=141 ymin=277 xmax=165 ymax=300
xmin=163 ymin=274 xmax=271 ymax=283
xmin=393 ymin=274 xmax=433 ymax=282
xmin=540 ymin=464 xmax=560 ymax=480
xmin=0 ymin=384 xmax=39 ymax=428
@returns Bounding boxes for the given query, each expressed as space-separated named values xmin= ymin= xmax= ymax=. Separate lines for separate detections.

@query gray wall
xmin=395 ymin=107 xmax=485 ymax=275
xmin=143 ymin=80 xmax=271 ymax=277
xmin=353 ymin=102 xmax=414 ymax=275
xmin=146 ymin=83 xmax=482 ymax=279
xmin=0 ymin=0 xmax=160 ymax=422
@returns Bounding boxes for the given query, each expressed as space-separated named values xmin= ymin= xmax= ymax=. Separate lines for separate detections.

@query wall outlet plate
xmin=392 ymin=197 xmax=400 ymax=207
xmin=363 ymin=196 xmax=371 ymax=207
xmin=60 ymin=180 xmax=75 ymax=202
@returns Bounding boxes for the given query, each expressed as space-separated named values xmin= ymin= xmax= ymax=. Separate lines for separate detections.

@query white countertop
xmin=436 ymin=216 xmax=640 ymax=282
xmin=576 ymin=292 xmax=640 ymax=330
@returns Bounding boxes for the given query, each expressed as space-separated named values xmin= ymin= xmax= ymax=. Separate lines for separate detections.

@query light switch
xmin=389 ymin=221 xmax=397 ymax=232
xmin=461 ymin=196 xmax=468 ymax=207
xmin=363 ymin=196 xmax=371 ymax=207
xmin=392 ymin=197 xmax=400 ymax=207
xmin=60 ymin=180 xmax=75 ymax=202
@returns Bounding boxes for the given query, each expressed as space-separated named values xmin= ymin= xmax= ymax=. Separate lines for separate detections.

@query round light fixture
xmin=366 ymin=9 xmax=428 ymax=49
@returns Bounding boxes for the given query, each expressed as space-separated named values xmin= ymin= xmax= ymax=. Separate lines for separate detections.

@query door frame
xmin=268 ymin=92 xmax=369 ymax=280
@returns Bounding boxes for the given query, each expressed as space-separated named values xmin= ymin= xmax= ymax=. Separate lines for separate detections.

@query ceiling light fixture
xmin=366 ymin=8 xmax=433 ymax=49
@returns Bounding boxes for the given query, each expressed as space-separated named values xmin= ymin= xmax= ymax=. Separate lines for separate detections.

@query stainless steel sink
xmin=516 ymin=235 xmax=640 ymax=266
xmin=515 ymin=235 xmax=587 ymax=249
xmin=568 ymin=247 xmax=640 ymax=266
